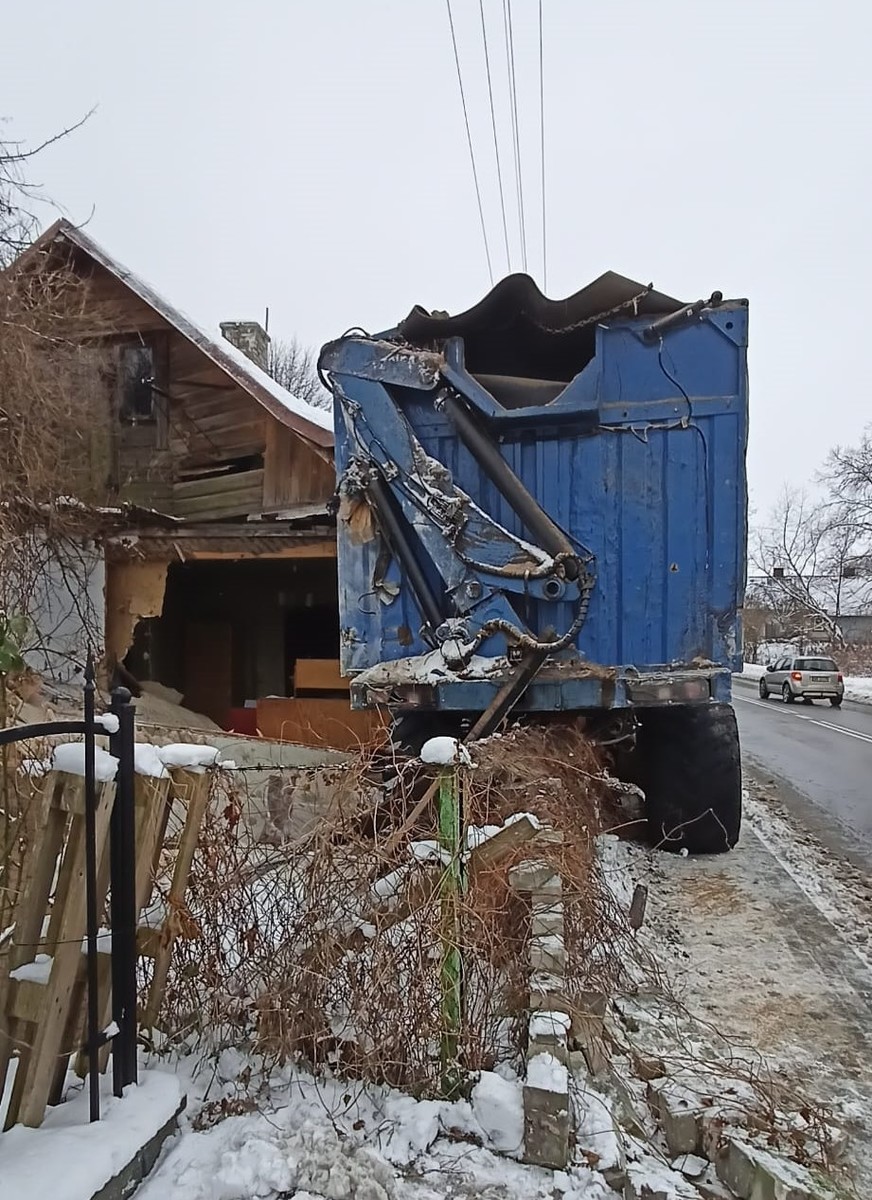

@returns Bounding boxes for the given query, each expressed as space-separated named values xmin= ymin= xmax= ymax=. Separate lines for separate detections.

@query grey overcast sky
xmin=5 ymin=0 xmax=870 ymax=516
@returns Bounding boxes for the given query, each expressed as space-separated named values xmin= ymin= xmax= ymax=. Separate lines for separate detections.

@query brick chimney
xmin=220 ymin=321 xmax=270 ymax=372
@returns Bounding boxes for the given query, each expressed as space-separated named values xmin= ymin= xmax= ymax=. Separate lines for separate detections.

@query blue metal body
xmin=324 ymin=291 xmax=748 ymax=716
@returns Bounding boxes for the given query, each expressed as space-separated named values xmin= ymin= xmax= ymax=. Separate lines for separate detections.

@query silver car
xmin=759 ymin=655 xmax=844 ymax=707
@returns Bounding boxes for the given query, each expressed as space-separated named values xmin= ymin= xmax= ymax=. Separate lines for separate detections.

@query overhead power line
xmin=538 ymin=0 xmax=547 ymax=291
xmin=502 ymin=0 xmax=528 ymax=273
xmin=479 ymin=0 xmax=512 ymax=274
xmin=446 ymin=0 xmax=494 ymax=285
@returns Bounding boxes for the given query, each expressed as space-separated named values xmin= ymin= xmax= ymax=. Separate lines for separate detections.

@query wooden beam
xmin=178 ymin=541 xmax=336 ymax=561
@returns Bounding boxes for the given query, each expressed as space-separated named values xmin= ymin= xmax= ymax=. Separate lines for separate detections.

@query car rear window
xmin=795 ymin=658 xmax=838 ymax=672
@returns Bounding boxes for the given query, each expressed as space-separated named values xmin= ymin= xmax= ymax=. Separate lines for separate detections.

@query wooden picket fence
xmin=0 ymin=765 xmax=209 ymax=1129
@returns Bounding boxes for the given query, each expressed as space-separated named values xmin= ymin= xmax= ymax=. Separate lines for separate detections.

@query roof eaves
xmin=51 ymin=221 xmax=334 ymax=450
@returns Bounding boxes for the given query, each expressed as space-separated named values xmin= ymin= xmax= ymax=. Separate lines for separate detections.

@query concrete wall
xmin=839 ymin=614 xmax=872 ymax=644
xmin=23 ymin=539 xmax=105 ymax=683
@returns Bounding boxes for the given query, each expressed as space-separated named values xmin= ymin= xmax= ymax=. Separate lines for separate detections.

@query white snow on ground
xmin=743 ymin=786 xmax=872 ymax=975
xmin=129 ymin=1065 xmax=615 ymax=1200
xmin=0 ymin=1070 xmax=182 ymax=1200
xmin=739 ymin=662 xmax=765 ymax=679
xmin=739 ymin=661 xmax=872 ymax=704
xmin=844 ymin=676 xmax=872 ymax=703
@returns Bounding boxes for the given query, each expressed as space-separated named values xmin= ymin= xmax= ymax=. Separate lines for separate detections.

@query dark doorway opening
xmin=124 ymin=557 xmax=338 ymax=725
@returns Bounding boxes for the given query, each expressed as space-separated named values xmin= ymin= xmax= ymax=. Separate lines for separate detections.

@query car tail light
xmin=838 ymin=673 xmax=843 ymax=683
xmin=791 ymin=671 xmax=803 ymax=681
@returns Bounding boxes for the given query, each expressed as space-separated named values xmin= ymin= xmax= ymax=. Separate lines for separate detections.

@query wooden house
xmin=23 ymin=221 xmax=378 ymax=745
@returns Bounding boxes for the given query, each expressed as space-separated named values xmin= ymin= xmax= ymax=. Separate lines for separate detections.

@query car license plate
xmin=812 ymin=675 xmax=828 ymax=682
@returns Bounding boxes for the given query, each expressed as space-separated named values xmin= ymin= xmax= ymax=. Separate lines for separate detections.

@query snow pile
xmin=526 ymin=1052 xmax=569 ymax=1094
xmin=52 ymin=742 xmax=118 ymax=781
xmin=128 ymin=1065 xmax=615 ymax=1200
xmin=134 ymin=742 xmax=171 ymax=779
xmin=48 ymin=739 xmax=230 ymax=782
xmin=530 ymin=1010 xmax=571 ymax=1040
xmin=844 ymin=676 xmax=872 ymax=704
xmin=157 ymin=743 xmax=222 ymax=769
xmin=470 ymin=1070 xmax=525 ymax=1155
xmin=420 ymin=736 xmax=473 ymax=767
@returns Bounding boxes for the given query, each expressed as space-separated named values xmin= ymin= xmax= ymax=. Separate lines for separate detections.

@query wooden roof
xmin=27 ymin=220 xmax=334 ymax=451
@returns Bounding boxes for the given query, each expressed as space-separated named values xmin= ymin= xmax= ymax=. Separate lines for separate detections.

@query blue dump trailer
xmin=319 ymin=273 xmax=748 ymax=854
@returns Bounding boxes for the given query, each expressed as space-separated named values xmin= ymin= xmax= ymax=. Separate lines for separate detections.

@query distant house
xmin=18 ymin=220 xmax=350 ymax=735
xmin=744 ymin=571 xmax=872 ymax=647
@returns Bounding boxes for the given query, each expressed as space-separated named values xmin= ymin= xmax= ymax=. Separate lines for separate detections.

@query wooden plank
xmin=74 ymin=776 xmax=173 ymax=1078
xmin=172 ymin=491 xmax=265 ymax=521
xmin=8 ymin=979 xmax=46 ymax=1024
xmin=468 ymin=816 xmax=540 ymax=876
xmin=7 ymin=776 xmax=68 ymax=970
xmin=255 ymin=698 xmax=387 ymax=751
xmin=172 ymin=468 xmax=264 ymax=499
xmin=294 ymin=659 xmax=348 ymax=693
xmin=27 ymin=778 xmax=116 ymax=1115
xmin=0 ymin=775 xmax=68 ymax=1104
xmin=263 ymin=420 xmax=336 ymax=511
xmin=16 ymin=780 xmax=116 ymax=1129
xmin=182 ymin=541 xmax=336 ymax=561
xmin=142 ymin=771 xmax=210 ymax=1031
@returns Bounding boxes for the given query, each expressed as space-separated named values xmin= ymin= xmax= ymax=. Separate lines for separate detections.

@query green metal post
xmin=438 ymin=763 xmax=464 ymax=1096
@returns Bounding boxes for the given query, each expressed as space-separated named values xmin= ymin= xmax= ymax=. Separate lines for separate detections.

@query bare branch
xmin=266 ymin=335 xmax=332 ymax=411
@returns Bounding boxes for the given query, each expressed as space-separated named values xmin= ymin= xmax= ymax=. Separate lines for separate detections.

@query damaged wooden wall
xmin=72 ymin=255 xmax=334 ymax=523
xmin=105 ymin=559 xmax=169 ymax=663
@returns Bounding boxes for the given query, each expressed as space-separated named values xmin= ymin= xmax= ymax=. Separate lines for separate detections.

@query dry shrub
xmin=146 ymin=726 xmax=631 ymax=1094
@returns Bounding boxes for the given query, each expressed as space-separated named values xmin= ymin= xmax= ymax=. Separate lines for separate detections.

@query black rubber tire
xmin=758 ymin=679 xmax=769 ymax=699
xmin=830 ymin=697 xmax=842 ymax=708
xmin=782 ymin=683 xmax=796 ymax=704
xmin=635 ymin=703 xmax=742 ymax=855
xmin=802 ymin=697 xmax=814 ymax=705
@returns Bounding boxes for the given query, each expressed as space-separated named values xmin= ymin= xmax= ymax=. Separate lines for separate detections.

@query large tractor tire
xmin=634 ymin=703 xmax=742 ymax=855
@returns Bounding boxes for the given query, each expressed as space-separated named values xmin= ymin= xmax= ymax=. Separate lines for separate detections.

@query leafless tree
xmin=1 ymin=113 xmax=92 ymax=265
xmin=750 ymin=487 xmax=872 ymax=648
xmin=824 ymin=424 xmax=872 ymax=541
xmin=267 ymin=335 xmax=331 ymax=411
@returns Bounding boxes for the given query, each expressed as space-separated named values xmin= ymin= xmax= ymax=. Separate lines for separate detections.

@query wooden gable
xmin=54 ymin=239 xmax=335 ymax=523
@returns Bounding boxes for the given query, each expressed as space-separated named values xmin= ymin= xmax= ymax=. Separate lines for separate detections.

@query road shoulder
xmin=616 ymin=783 xmax=872 ymax=1193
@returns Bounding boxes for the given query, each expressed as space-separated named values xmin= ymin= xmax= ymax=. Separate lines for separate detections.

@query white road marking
xmin=734 ymin=693 xmax=872 ymax=745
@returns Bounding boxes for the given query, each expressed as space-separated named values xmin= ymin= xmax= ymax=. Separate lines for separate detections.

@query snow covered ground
xmin=134 ymin=1061 xmax=619 ymax=1200
xmin=738 ymin=661 xmax=872 ymax=704
xmin=0 ymin=1069 xmax=183 ymax=1200
xmin=614 ymin=786 xmax=872 ymax=1196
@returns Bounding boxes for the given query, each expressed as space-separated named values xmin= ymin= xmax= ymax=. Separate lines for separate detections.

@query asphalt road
xmin=733 ymin=675 xmax=872 ymax=872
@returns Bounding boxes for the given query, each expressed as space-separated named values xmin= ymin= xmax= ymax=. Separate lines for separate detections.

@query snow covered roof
xmin=30 ymin=220 xmax=334 ymax=450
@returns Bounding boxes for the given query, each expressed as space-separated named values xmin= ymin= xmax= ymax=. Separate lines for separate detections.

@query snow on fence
xmin=0 ymin=759 xmax=213 ymax=1129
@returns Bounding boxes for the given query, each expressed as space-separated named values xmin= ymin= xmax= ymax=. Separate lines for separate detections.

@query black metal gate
xmin=0 ymin=655 xmax=139 ymax=1121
